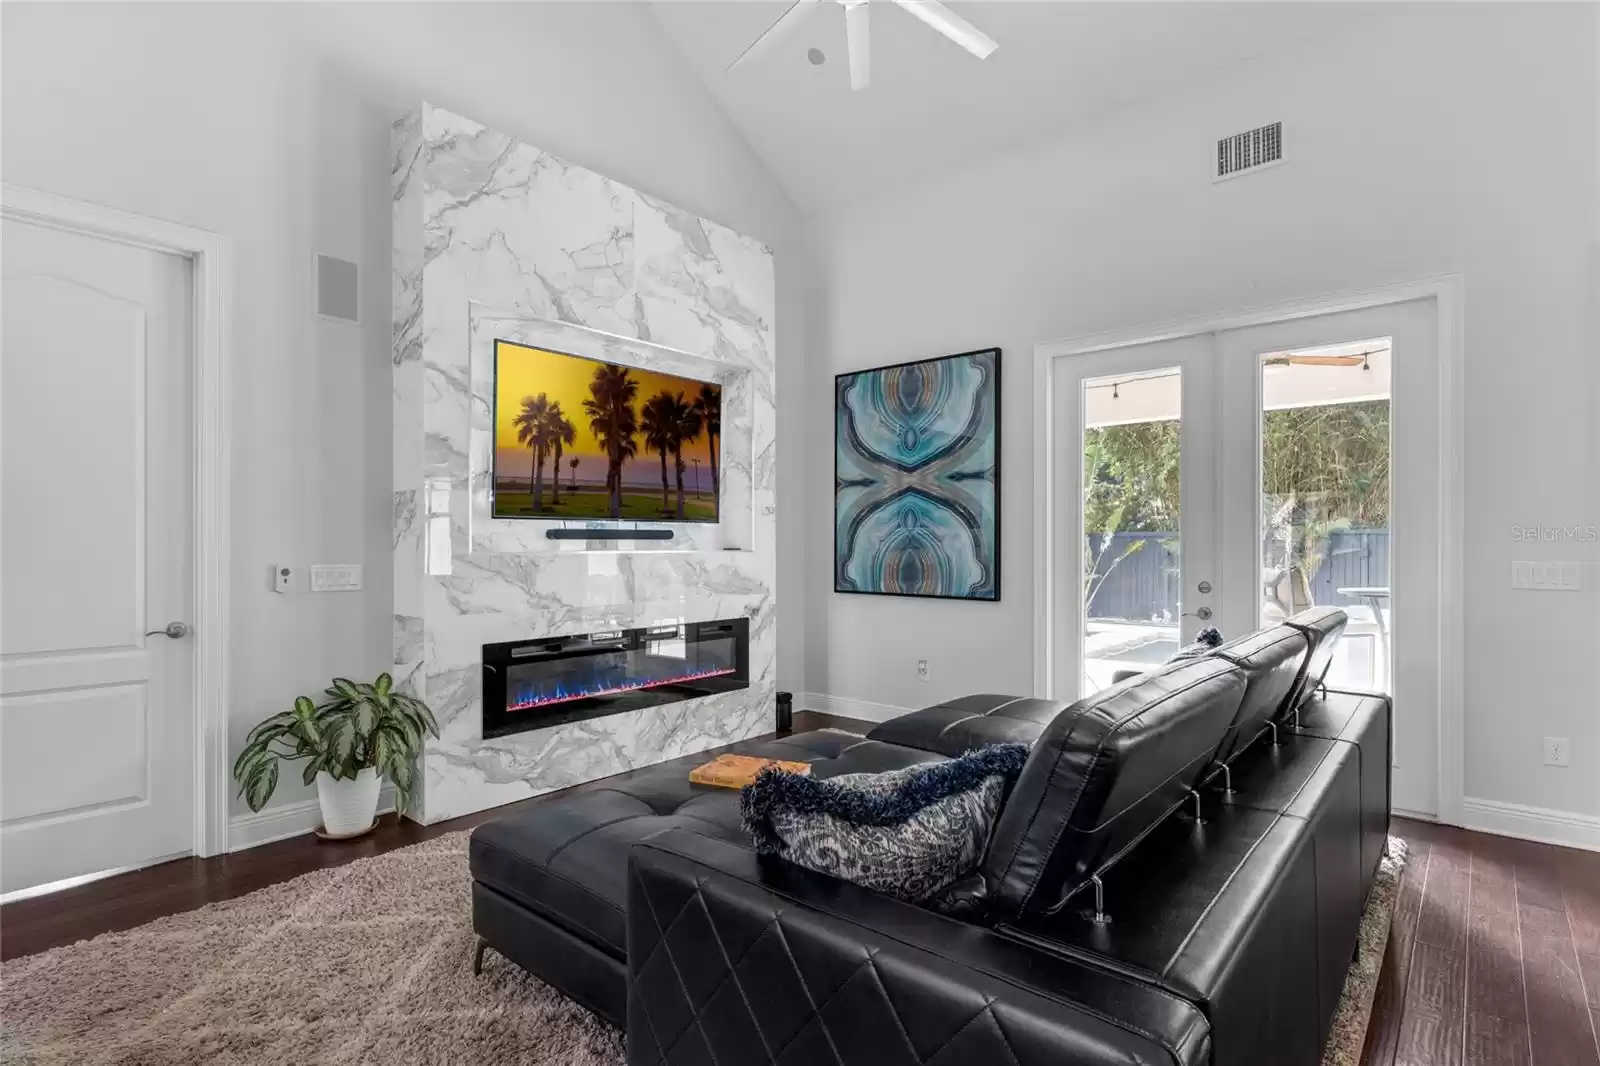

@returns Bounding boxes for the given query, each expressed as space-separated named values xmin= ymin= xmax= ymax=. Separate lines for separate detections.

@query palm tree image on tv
xmin=584 ymin=363 xmax=640 ymax=518
xmin=694 ymin=383 xmax=720 ymax=498
xmin=513 ymin=393 xmax=552 ymax=514
xmin=492 ymin=341 xmax=721 ymax=522
xmin=666 ymin=394 xmax=703 ymax=520
xmin=640 ymin=393 xmax=677 ymax=515
xmin=545 ymin=401 xmax=576 ymax=507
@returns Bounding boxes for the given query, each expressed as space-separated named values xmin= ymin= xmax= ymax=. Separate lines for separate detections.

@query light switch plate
xmin=1512 ymin=561 xmax=1582 ymax=591
xmin=310 ymin=564 xmax=362 ymax=592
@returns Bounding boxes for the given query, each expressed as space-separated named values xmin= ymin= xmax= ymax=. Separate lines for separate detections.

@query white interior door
xmin=1050 ymin=335 xmax=1220 ymax=699
xmin=1216 ymin=300 xmax=1440 ymax=815
xmin=1 ymin=216 xmax=196 ymax=893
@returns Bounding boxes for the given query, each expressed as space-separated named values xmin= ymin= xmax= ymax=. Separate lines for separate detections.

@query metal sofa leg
xmin=473 ymin=936 xmax=490 ymax=976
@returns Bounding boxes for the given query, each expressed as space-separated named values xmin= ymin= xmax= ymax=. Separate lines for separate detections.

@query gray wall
xmin=808 ymin=3 xmax=1599 ymax=820
xmin=0 ymin=1 xmax=814 ymax=817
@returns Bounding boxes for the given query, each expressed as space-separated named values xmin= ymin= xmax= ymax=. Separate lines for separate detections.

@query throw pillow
xmin=1167 ymin=625 xmax=1225 ymax=663
xmin=739 ymin=743 xmax=1028 ymax=905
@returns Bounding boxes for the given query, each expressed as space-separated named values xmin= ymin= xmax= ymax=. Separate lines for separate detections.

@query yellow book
xmin=689 ymin=753 xmax=811 ymax=789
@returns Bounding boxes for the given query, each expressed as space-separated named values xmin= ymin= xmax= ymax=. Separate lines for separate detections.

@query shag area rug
xmin=1 ymin=832 xmax=1407 ymax=1065
xmin=1322 ymin=837 xmax=1409 ymax=1066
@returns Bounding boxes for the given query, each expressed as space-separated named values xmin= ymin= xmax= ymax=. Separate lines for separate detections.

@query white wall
xmin=1 ymin=2 xmax=812 ymax=818
xmin=810 ymin=4 xmax=1600 ymax=823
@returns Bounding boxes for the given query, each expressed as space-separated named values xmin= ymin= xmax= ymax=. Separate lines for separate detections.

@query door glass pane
xmin=1082 ymin=367 xmax=1181 ymax=694
xmin=1260 ymin=338 xmax=1392 ymax=692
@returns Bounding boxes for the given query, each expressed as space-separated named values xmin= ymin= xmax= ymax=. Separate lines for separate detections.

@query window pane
xmin=1082 ymin=368 xmax=1181 ymax=694
xmin=1260 ymin=339 xmax=1392 ymax=692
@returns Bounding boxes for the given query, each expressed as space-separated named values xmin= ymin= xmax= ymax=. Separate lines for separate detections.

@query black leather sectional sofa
xmin=468 ymin=607 xmax=1391 ymax=1066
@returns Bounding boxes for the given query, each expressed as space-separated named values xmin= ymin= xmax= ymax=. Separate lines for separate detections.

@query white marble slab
xmin=392 ymin=104 xmax=776 ymax=824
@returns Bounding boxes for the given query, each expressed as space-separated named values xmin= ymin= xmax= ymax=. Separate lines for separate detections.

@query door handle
xmin=1183 ymin=607 xmax=1214 ymax=621
xmin=146 ymin=621 xmax=190 ymax=639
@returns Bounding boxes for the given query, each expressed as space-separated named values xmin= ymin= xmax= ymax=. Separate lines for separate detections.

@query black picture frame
xmin=833 ymin=347 xmax=1002 ymax=602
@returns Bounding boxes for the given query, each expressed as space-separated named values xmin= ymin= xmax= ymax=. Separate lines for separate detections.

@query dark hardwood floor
xmin=1363 ymin=817 xmax=1600 ymax=1066
xmin=5 ymin=724 xmax=1599 ymax=1066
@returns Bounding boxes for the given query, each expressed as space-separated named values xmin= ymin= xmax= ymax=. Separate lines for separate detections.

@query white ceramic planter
xmin=316 ymin=767 xmax=381 ymax=836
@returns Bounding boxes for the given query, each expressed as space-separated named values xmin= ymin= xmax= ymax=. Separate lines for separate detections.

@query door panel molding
xmin=1 ymin=183 xmax=234 ymax=859
xmin=1033 ymin=275 xmax=1464 ymax=825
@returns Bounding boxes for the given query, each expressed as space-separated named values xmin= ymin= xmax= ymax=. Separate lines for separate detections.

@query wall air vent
xmin=1215 ymin=122 xmax=1283 ymax=181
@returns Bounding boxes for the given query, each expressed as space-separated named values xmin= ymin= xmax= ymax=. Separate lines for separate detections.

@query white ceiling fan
xmin=727 ymin=0 xmax=998 ymax=91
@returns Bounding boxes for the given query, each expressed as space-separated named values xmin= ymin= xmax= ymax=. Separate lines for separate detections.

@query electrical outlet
xmin=273 ymin=565 xmax=298 ymax=593
xmin=311 ymin=564 xmax=362 ymax=592
xmin=1512 ymin=561 xmax=1582 ymax=591
xmin=1543 ymin=737 xmax=1570 ymax=767
xmin=916 ymin=659 xmax=930 ymax=682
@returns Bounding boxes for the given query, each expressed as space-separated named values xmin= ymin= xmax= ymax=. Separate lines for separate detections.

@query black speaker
xmin=775 ymin=691 xmax=793 ymax=734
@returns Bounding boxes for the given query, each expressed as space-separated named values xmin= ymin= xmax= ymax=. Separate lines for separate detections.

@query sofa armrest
xmin=626 ymin=828 xmax=1209 ymax=1066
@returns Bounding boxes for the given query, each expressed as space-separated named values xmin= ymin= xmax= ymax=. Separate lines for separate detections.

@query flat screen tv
xmin=492 ymin=340 xmax=723 ymax=523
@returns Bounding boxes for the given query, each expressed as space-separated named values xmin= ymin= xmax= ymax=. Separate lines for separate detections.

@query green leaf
xmin=290 ymin=715 xmax=323 ymax=747
xmin=244 ymin=761 xmax=279 ymax=812
xmin=293 ymin=696 xmax=318 ymax=720
xmin=302 ymin=755 xmax=322 ymax=788
xmin=353 ymin=698 xmax=376 ymax=737
xmin=232 ymin=737 xmax=273 ymax=780
xmin=374 ymin=673 xmax=392 ymax=698
xmin=329 ymin=678 xmax=363 ymax=702
xmin=389 ymin=757 xmax=413 ymax=791
xmin=246 ymin=712 xmax=295 ymax=745
xmin=331 ymin=719 xmax=356 ymax=766
xmin=372 ymin=730 xmax=392 ymax=772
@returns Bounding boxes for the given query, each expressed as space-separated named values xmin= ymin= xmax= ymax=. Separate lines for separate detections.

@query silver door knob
xmin=146 ymin=621 xmax=190 ymax=639
xmin=1183 ymin=607 xmax=1214 ymax=621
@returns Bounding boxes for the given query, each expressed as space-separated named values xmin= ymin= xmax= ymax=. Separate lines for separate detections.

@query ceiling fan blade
xmin=726 ymin=0 xmax=819 ymax=74
xmin=891 ymin=0 xmax=997 ymax=59
xmin=845 ymin=2 xmax=871 ymax=90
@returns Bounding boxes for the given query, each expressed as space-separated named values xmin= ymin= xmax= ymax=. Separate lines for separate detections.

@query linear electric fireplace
xmin=481 ymin=618 xmax=750 ymax=739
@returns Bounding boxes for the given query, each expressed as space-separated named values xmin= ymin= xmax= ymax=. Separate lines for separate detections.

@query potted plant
xmin=232 ymin=673 xmax=440 ymax=837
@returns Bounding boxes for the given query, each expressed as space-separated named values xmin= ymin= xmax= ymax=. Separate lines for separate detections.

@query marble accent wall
xmin=392 ymin=104 xmax=776 ymax=824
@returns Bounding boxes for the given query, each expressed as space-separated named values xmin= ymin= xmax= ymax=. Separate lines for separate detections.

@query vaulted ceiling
xmin=650 ymin=2 xmax=1390 ymax=214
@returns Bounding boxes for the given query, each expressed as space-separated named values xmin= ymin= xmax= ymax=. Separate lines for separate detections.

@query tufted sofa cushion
xmin=866 ymin=693 xmax=1071 ymax=755
xmin=469 ymin=731 xmax=945 ymax=958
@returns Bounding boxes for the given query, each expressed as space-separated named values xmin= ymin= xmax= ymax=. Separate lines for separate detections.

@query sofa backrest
xmin=1282 ymin=607 xmax=1348 ymax=710
xmin=980 ymin=657 xmax=1247 ymax=921
xmin=1208 ymin=624 xmax=1310 ymax=763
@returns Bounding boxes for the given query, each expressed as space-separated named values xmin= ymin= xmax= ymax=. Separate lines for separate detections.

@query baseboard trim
xmin=228 ymin=787 xmax=397 ymax=852
xmin=1458 ymin=797 xmax=1600 ymax=853
xmin=796 ymin=692 xmax=915 ymax=725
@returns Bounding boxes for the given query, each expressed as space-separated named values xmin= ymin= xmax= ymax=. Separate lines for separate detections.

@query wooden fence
xmin=1085 ymin=530 xmax=1390 ymax=621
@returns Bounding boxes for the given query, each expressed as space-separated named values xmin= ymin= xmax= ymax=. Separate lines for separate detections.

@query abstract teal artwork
xmin=835 ymin=348 xmax=1001 ymax=601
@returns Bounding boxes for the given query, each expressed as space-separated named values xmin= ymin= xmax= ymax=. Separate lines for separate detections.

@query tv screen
xmin=493 ymin=340 xmax=722 ymax=523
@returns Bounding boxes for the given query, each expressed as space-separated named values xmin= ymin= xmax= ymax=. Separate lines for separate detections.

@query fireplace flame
xmin=507 ymin=666 xmax=739 ymax=713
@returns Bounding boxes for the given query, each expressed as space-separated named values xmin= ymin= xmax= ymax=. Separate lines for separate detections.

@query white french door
xmin=1050 ymin=335 xmax=1219 ymax=701
xmin=1048 ymin=298 xmax=1443 ymax=815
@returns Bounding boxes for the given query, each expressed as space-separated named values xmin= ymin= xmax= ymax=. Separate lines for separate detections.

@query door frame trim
xmin=3 ymin=183 xmax=234 ymax=858
xmin=1032 ymin=274 xmax=1464 ymax=825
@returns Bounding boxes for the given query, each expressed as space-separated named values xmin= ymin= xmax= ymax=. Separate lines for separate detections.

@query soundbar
xmin=545 ymin=527 xmax=674 ymax=541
